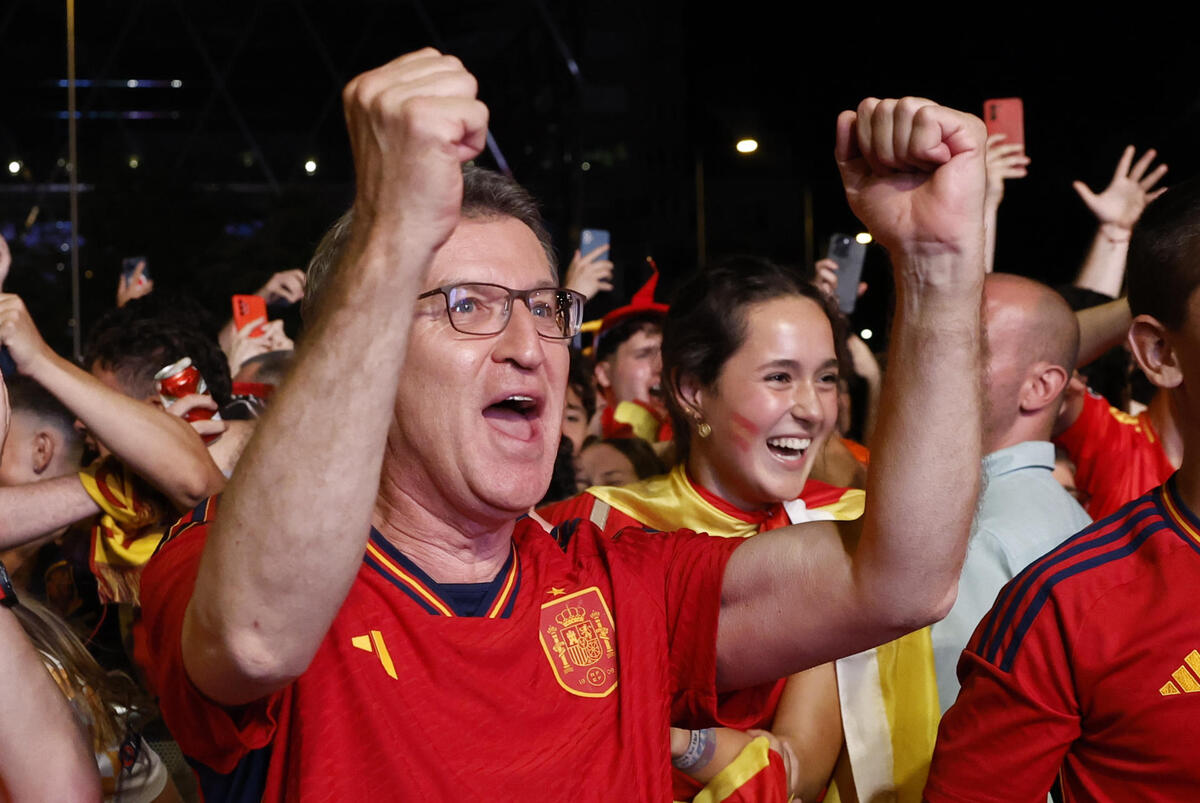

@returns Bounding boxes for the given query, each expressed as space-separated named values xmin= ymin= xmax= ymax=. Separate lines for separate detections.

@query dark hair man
xmin=0 ymin=294 xmax=224 ymax=605
xmin=136 ymin=51 xmax=988 ymax=801
xmin=927 ymin=175 xmax=1200 ymax=801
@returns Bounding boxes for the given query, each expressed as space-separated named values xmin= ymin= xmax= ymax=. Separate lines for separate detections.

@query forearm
xmin=0 ymin=609 xmax=101 ymax=802
xmin=0 ymin=476 xmax=99 ymax=549
xmin=772 ymin=665 xmax=841 ymax=802
xmin=25 ymin=352 xmax=223 ymax=510
xmin=983 ymin=199 xmax=1000 ymax=274
xmin=670 ymin=727 xmax=756 ymax=786
xmin=184 ymin=231 xmax=425 ymax=704
xmin=1073 ymin=225 xmax=1130 ymax=297
xmin=1075 ymin=297 xmax=1130 ymax=368
xmin=855 ymin=250 xmax=982 ymax=624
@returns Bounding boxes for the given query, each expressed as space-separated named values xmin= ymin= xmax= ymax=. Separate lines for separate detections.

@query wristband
xmin=0 ymin=561 xmax=17 ymax=608
xmin=671 ymin=727 xmax=716 ymax=771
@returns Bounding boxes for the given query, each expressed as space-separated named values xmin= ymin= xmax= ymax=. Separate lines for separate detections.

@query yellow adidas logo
xmin=351 ymin=630 xmax=398 ymax=680
xmin=1159 ymin=649 xmax=1200 ymax=696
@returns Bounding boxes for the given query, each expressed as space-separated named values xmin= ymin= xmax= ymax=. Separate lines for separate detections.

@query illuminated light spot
xmin=581 ymin=161 xmax=591 ymax=171
xmin=6 ymin=161 xmax=20 ymax=175
xmin=126 ymin=79 xmax=138 ymax=88
xmin=860 ymin=329 xmax=873 ymax=340
xmin=170 ymin=79 xmax=183 ymax=88
xmin=736 ymin=138 xmax=758 ymax=154
xmin=856 ymin=232 xmax=872 ymax=244
xmin=303 ymin=159 xmax=318 ymax=175
xmin=128 ymin=155 xmax=140 ymax=169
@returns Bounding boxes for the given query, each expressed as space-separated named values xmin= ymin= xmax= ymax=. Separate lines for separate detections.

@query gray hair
xmin=302 ymin=165 xmax=556 ymax=321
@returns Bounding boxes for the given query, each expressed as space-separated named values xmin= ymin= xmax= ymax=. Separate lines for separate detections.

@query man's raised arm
xmin=180 ymin=50 xmax=489 ymax=706
xmin=717 ymin=98 xmax=987 ymax=688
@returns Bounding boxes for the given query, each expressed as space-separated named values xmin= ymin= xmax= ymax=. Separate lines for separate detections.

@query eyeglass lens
xmin=444 ymin=284 xmax=580 ymax=338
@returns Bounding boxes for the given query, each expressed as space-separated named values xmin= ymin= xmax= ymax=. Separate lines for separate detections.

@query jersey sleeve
xmin=924 ymin=574 xmax=1082 ymax=802
xmin=1053 ymin=389 xmax=1123 ymax=516
xmin=134 ymin=498 xmax=285 ymax=775
xmin=659 ymin=530 xmax=776 ymax=728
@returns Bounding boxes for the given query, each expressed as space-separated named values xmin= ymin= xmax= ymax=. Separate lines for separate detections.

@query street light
xmin=735 ymin=138 xmax=758 ymax=154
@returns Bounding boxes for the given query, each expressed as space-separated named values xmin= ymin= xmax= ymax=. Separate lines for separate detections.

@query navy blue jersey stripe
xmin=978 ymin=498 xmax=1158 ymax=663
xmin=363 ymin=553 xmax=444 ymax=615
xmin=189 ymin=744 xmax=271 ymax=802
xmin=996 ymin=519 xmax=1166 ymax=672
xmin=364 ymin=529 xmax=519 ymax=618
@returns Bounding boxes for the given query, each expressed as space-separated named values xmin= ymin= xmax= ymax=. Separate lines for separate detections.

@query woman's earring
xmin=696 ymin=421 xmax=712 ymax=439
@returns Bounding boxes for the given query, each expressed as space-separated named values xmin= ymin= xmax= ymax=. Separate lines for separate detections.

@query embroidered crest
xmin=538 ymin=586 xmax=618 ymax=698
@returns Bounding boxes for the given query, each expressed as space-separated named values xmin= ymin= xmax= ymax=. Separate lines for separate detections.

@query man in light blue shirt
xmin=933 ymin=274 xmax=1092 ymax=713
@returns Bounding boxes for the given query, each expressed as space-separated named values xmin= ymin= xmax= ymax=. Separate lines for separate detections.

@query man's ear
xmin=31 ymin=430 xmax=55 ymax=475
xmin=1129 ymin=314 xmax=1183 ymax=390
xmin=593 ymin=360 xmax=612 ymax=394
xmin=1019 ymin=363 xmax=1070 ymax=414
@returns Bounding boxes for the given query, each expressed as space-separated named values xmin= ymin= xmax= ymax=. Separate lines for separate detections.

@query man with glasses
xmin=135 ymin=49 xmax=989 ymax=801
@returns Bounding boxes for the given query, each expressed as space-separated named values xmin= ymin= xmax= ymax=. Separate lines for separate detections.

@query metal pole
xmin=67 ymin=0 xmax=82 ymax=361
xmin=694 ymin=151 xmax=706 ymax=268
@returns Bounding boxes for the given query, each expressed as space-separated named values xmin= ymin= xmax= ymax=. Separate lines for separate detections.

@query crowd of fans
xmin=0 ymin=48 xmax=1195 ymax=801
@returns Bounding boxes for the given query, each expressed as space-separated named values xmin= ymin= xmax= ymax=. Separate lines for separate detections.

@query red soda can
xmin=155 ymin=357 xmax=222 ymax=443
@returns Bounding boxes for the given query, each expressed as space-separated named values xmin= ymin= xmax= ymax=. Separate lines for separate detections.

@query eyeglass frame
xmin=417 ymin=282 xmax=586 ymax=340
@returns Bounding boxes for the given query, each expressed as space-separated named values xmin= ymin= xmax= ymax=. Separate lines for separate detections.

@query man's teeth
xmin=767 ymin=437 xmax=811 ymax=451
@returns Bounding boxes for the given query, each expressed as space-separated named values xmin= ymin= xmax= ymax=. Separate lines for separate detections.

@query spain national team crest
xmin=538 ymin=586 xmax=618 ymax=698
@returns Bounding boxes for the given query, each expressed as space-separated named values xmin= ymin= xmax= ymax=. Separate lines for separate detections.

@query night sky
xmin=2 ymin=2 xmax=1196 ymax=355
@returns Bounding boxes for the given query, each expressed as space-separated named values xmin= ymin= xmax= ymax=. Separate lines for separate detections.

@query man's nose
xmin=493 ymin=299 xmax=546 ymax=369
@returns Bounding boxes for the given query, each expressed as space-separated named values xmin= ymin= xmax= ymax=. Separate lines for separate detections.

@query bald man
xmin=931 ymin=274 xmax=1092 ymax=713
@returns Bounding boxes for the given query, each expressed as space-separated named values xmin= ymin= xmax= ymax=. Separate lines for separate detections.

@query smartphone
xmin=826 ymin=234 xmax=867 ymax=315
xmin=121 ymin=256 xmax=150 ymax=286
xmin=0 ymin=345 xmax=14 ymax=376
xmin=232 ymin=294 xmax=268 ymax=337
xmin=580 ymin=228 xmax=610 ymax=259
xmin=983 ymin=98 xmax=1024 ymax=148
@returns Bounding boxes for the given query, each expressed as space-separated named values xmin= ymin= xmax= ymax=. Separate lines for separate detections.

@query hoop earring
xmin=696 ymin=421 xmax=712 ymax=439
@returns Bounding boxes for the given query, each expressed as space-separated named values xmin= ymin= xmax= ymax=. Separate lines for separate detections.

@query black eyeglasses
xmin=418 ymin=283 xmax=586 ymax=340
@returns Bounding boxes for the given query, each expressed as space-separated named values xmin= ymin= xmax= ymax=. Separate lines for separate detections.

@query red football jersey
xmin=1054 ymin=390 xmax=1175 ymax=521
xmin=926 ymin=479 xmax=1200 ymax=802
xmin=136 ymin=500 xmax=769 ymax=802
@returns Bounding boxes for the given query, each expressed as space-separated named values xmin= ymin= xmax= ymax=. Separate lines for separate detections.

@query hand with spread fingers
xmin=1073 ymin=145 xmax=1167 ymax=235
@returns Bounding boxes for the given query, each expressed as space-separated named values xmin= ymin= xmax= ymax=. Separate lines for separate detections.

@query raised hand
xmin=984 ymin=133 xmax=1030 ymax=207
xmin=563 ymin=243 xmax=614 ymax=300
xmin=225 ymin=317 xmax=294 ymax=377
xmin=0 ymin=233 xmax=10 ymax=290
xmin=813 ymin=257 xmax=867 ymax=304
xmin=836 ymin=97 xmax=987 ymax=262
xmin=1073 ymin=146 xmax=1167 ymax=233
xmin=0 ymin=294 xmax=54 ymax=377
xmin=342 ymin=48 xmax=489 ymax=260
xmin=255 ymin=269 xmax=306 ymax=306
xmin=116 ymin=259 xmax=154 ymax=308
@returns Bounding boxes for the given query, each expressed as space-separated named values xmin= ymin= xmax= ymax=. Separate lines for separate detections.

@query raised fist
xmin=342 ymin=48 xmax=489 ymax=256
xmin=836 ymin=98 xmax=987 ymax=261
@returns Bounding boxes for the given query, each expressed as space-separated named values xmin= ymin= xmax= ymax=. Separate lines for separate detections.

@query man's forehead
xmin=427 ymin=217 xmax=554 ymax=289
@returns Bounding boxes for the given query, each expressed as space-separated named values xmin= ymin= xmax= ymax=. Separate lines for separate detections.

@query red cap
xmin=597 ymin=259 xmax=669 ymax=338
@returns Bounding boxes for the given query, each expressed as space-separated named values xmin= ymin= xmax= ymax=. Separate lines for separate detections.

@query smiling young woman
xmin=540 ymin=257 xmax=865 ymax=802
